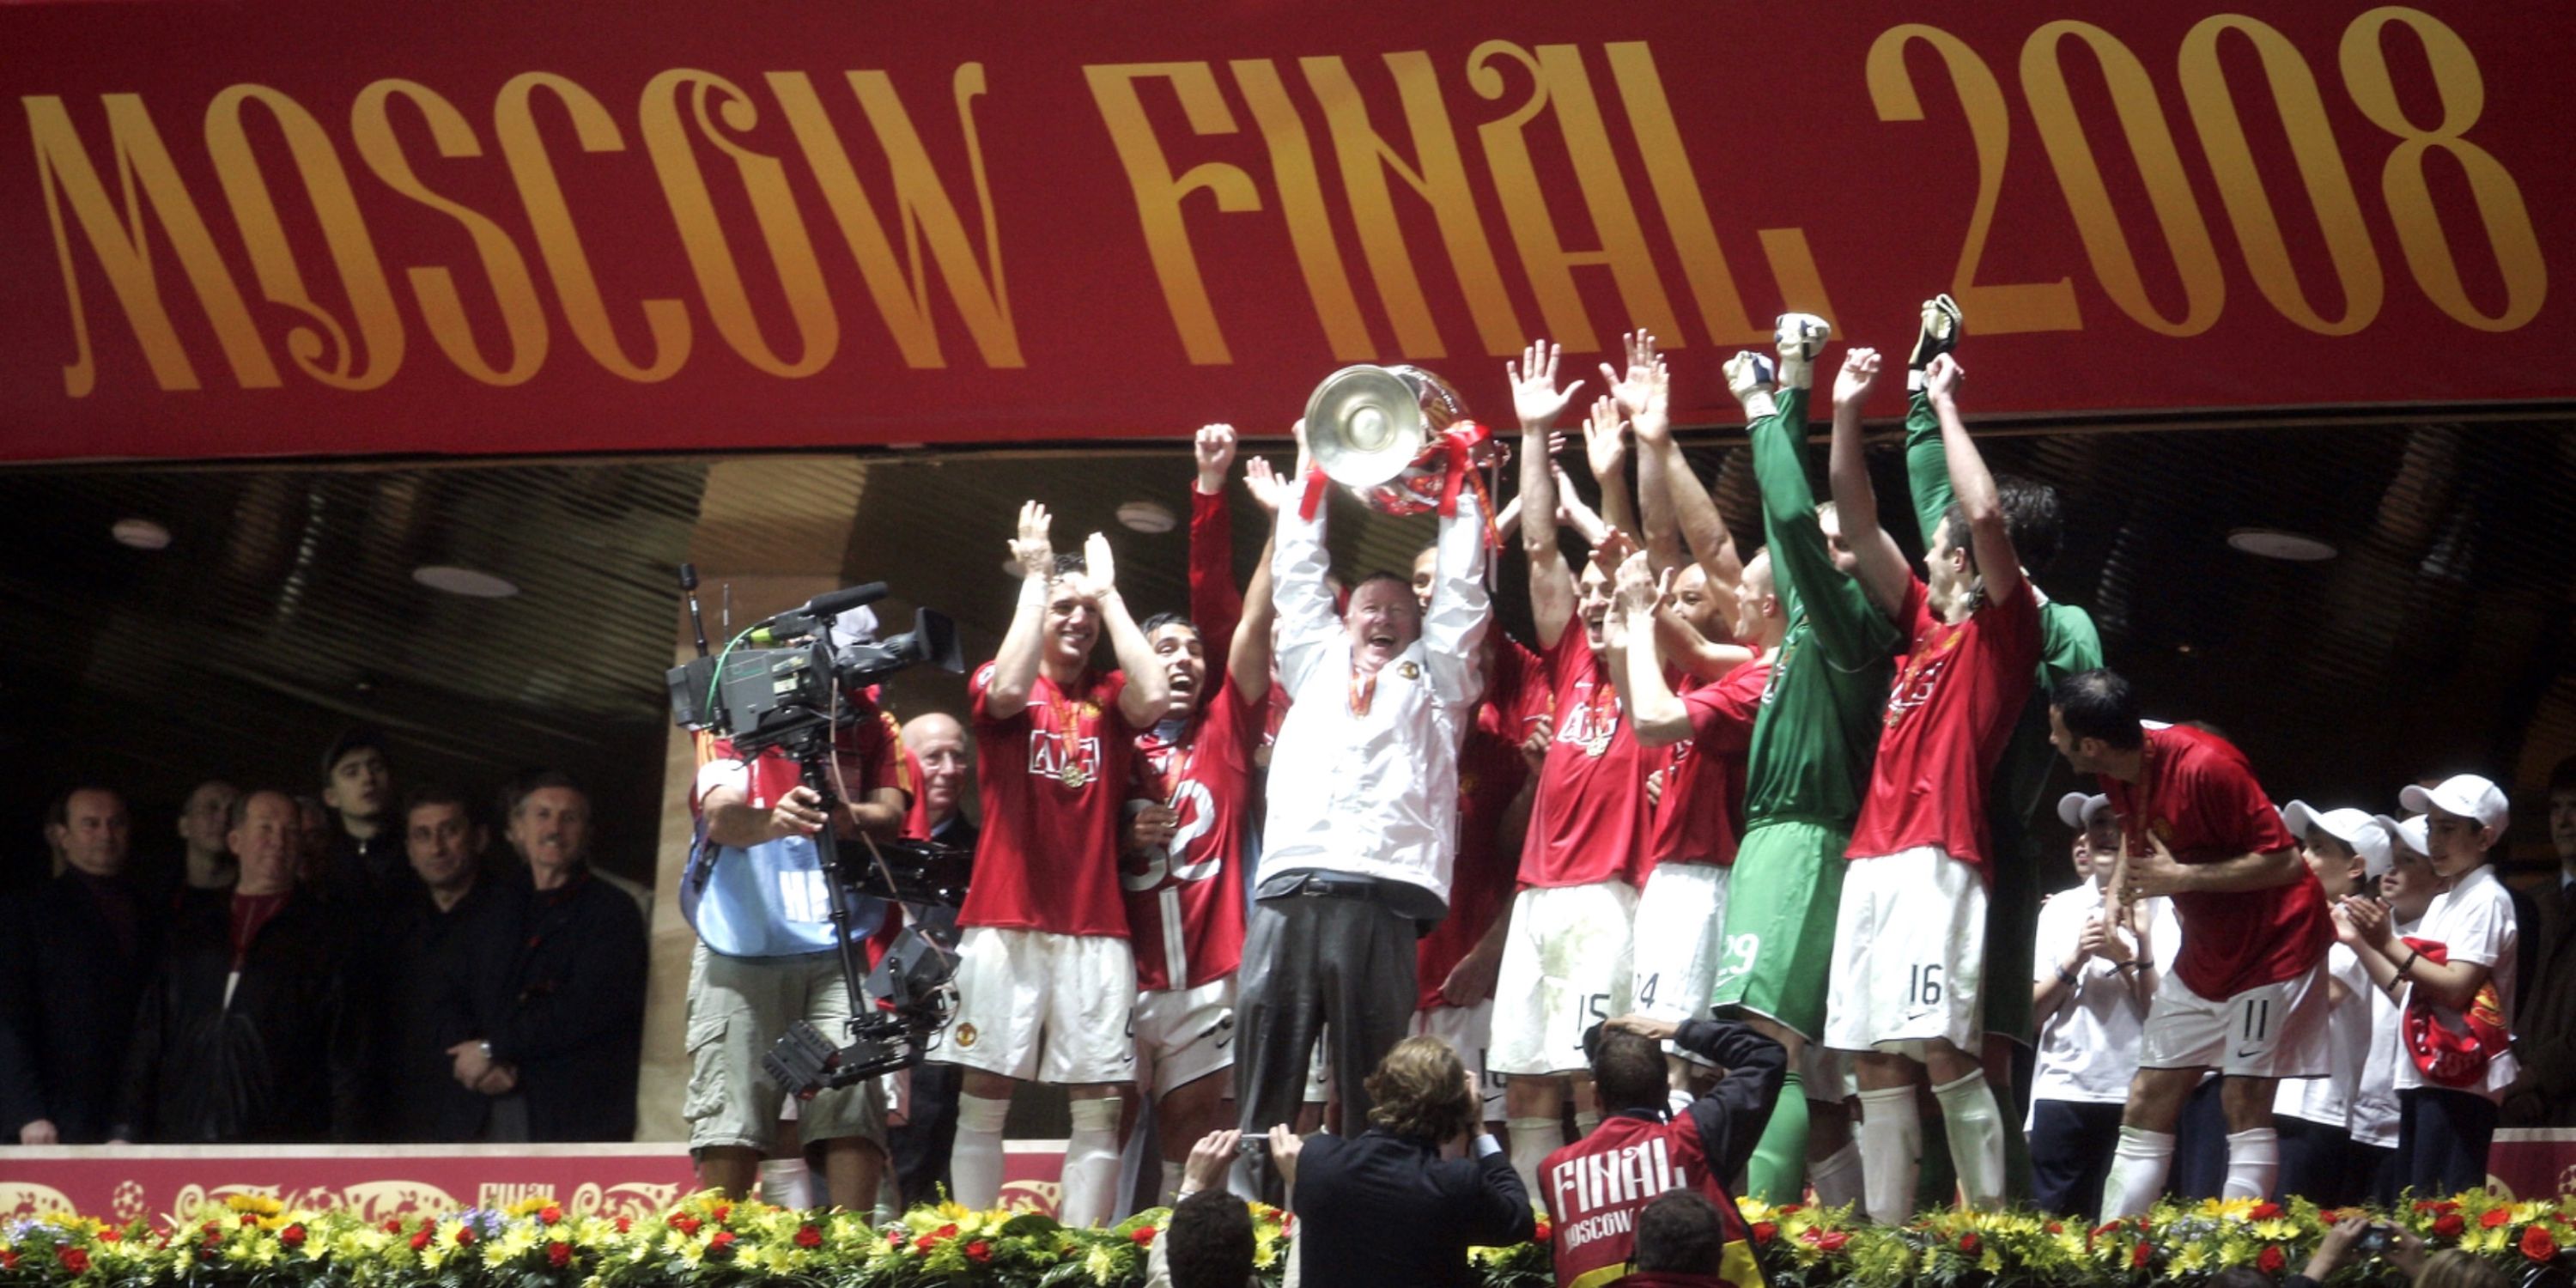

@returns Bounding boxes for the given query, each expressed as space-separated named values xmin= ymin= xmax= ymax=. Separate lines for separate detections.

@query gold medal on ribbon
xmin=1060 ymin=762 xmax=1089 ymax=790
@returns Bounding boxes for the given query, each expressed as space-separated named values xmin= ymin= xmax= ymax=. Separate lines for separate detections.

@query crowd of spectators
xmin=1 ymin=732 xmax=647 ymax=1145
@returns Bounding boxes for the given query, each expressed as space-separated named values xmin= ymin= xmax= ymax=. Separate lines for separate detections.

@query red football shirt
xmin=1121 ymin=678 xmax=1261 ymax=991
xmin=1418 ymin=638 xmax=1548 ymax=1011
xmin=1523 ymin=630 xmax=1655 ymax=890
xmin=1844 ymin=576 xmax=2041 ymax=880
xmin=1540 ymin=1113 xmax=1759 ymax=1288
xmin=962 ymin=662 xmax=1135 ymax=938
xmin=2101 ymin=724 xmax=2330 ymax=998
xmin=1647 ymin=658 xmax=1768 ymax=872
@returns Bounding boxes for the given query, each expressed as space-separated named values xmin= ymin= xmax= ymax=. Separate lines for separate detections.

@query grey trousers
xmin=1229 ymin=884 xmax=1419 ymax=1201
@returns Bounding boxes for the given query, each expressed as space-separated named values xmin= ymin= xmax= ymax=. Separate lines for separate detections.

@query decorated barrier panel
xmin=0 ymin=1 xmax=2568 ymax=462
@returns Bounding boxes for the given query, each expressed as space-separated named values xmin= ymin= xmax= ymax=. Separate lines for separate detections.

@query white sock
xmin=2223 ymin=1127 xmax=2280 ymax=1200
xmin=1574 ymin=1109 xmax=1602 ymax=1137
xmin=758 ymin=1155 xmax=813 ymax=1210
xmin=1508 ymin=1115 xmax=1561 ymax=1201
xmin=2101 ymin=1126 xmax=2176 ymax=1221
xmin=1059 ymin=1097 xmax=1123 ymax=1228
xmin=1157 ymin=1159 xmax=1185 ymax=1209
xmin=951 ymin=1091 xmax=1012 ymax=1209
xmin=1932 ymin=1071 xmax=2008 ymax=1210
xmin=1855 ymin=1085 xmax=1922 ymax=1226
xmin=1809 ymin=1141 xmax=1865 ymax=1212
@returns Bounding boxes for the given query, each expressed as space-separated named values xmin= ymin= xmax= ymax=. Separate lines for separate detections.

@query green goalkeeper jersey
xmin=1741 ymin=386 xmax=1899 ymax=831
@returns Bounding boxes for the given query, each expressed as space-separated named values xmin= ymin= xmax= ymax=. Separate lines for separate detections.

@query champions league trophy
xmin=1299 ymin=363 xmax=1498 ymax=519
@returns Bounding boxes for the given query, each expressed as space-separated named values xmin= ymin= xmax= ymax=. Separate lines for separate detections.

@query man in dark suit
xmin=1270 ymin=1035 xmax=1532 ymax=1288
xmin=442 ymin=771 xmax=646 ymax=1141
xmin=887 ymin=712 xmax=978 ymax=1208
xmin=2506 ymin=756 xmax=2576 ymax=1127
xmin=1 ymin=787 xmax=162 ymax=1144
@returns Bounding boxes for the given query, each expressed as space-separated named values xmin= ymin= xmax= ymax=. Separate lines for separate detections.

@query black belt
xmin=1261 ymin=871 xmax=1388 ymax=901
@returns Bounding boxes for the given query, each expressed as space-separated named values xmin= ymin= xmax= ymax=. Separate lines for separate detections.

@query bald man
xmin=886 ymin=711 xmax=977 ymax=1210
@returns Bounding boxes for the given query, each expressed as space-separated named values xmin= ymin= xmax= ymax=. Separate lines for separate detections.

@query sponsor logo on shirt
xmin=1029 ymin=731 xmax=1103 ymax=787
xmin=1883 ymin=629 xmax=1961 ymax=726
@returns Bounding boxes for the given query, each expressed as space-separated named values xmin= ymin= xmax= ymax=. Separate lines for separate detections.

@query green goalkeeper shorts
xmin=1706 ymin=819 xmax=1850 ymax=1042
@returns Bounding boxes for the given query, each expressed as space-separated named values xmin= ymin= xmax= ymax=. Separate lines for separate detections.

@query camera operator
xmin=689 ymin=660 xmax=911 ymax=1211
xmin=934 ymin=505 xmax=1169 ymax=1228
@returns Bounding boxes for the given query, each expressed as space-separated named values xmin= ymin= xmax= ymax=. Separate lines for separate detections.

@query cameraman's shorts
xmin=683 ymin=944 xmax=886 ymax=1155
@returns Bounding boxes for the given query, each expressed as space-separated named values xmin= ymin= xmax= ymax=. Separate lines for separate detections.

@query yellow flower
xmin=224 ymin=1194 xmax=284 ymax=1217
xmin=505 ymin=1195 xmax=561 ymax=1218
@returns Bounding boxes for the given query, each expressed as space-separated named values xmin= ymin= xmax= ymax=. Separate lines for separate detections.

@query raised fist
xmin=1910 ymin=294 xmax=1963 ymax=377
xmin=1723 ymin=351 xmax=1778 ymax=422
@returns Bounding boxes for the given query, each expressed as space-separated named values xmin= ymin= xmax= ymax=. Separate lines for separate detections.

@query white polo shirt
xmin=2395 ymin=864 xmax=2519 ymax=1100
xmin=2028 ymin=882 xmax=2177 ymax=1110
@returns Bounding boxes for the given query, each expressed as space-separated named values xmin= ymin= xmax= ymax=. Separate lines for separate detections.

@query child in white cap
xmin=2271 ymin=803 xmax=2392 ymax=1204
xmin=2353 ymin=813 xmax=2439 ymax=1202
xmin=2341 ymin=775 xmax=2517 ymax=1196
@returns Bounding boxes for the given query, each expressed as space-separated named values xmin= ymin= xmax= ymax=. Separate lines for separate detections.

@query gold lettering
xmin=774 ymin=64 xmax=1023 ymax=368
xmin=1230 ymin=59 xmax=1374 ymax=361
xmin=1601 ymin=45 xmax=1772 ymax=344
xmin=204 ymin=84 xmax=403 ymax=389
xmin=22 ymin=94 xmax=276 ymax=395
xmin=1467 ymin=41 xmax=1677 ymax=354
xmin=492 ymin=72 xmax=690 ymax=382
xmin=1302 ymin=52 xmax=1519 ymax=358
xmin=1084 ymin=62 xmax=1259 ymax=365
xmin=350 ymin=79 xmax=550 ymax=385
xmin=639 ymin=70 xmax=835 ymax=378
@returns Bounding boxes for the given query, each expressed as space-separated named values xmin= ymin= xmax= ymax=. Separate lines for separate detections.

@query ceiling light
xmin=412 ymin=565 xmax=519 ymax=598
xmin=2227 ymin=528 xmax=2337 ymax=562
xmin=1116 ymin=501 xmax=1176 ymax=534
xmin=110 ymin=518 xmax=170 ymax=550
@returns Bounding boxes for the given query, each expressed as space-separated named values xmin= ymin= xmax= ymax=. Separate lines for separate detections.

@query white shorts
xmin=1824 ymin=847 xmax=1988 ymax=1058
xmin=2142 ymin=959 xmax=2330 ymax=1079
xmin=1131 ymin=975 xmax=1236 ymax=1099
xmin=1414 ymin=1001 xmax=1505 ymax=1122
xmin=1633 ymin=863 xmax=1732 ymax=1026
xmin=933 ymin=927 xmax=1135 ymax=1084
xmin=1490 ymin=881 xmax=1637 ymax=1077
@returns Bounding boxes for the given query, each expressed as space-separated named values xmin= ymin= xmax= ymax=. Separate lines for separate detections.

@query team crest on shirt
xmin=1399 ymin=661 xmax=1420 ymax=680
xmin=1030 ymin=732 xmax=1103 ymax=788
xmin=955 ymin=1024 xmax=979 ymax=1048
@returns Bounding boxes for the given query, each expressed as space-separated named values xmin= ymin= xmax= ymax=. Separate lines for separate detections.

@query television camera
xmin=666 ymin=569 xmax=971 ymax=1093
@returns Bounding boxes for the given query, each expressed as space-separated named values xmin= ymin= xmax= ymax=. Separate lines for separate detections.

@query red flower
xmin=1959 ymin=1233 xmax=1981 ymax=1256
xmin=2259 ymin=1245 xmax=2287 ymax=1273
xmin=964 ymin=1240 xmax=992 ymax=1264
xmin=794 ymin=1224 xmax=822 ymax=1249
xmin=912 ymin=1233 xmax=936 ymax=1253
xmin=58 ymin=1249 xmax=89 ymax=1274
xmin=2435 ymin=1213 xmax=2468 ymax=1239
xmin=2320 ymin=1210 xmax=2344 ymax=1226
xmin=2047 ymin=1222 xmax=2064 ymax=1235
xmin=455 ymin=1226 xmax=476 ymax=1247
xmin=2133 ymin=1242 xmax=2154 ymax=1268
xmin=707 ymin=1231 xmax=736 ymax=1255
xmin=2438 ymin=1200 xmax=2464 ymax=1215
xmin=2524 ymin=1224 xmax=2560 ymax=1263
xmin=547 ymin=1242 xmax=571 ymax=1269
xmin=1 ymin=1250 xmax=15 ymax=1271
xmin=709 ymin=1204 xmax=730 ymax=1224
xmin=615 ymin=1217 xmax=632 ymax=1234
xmin=279 ymin=1224 xmax=305 ymax=1249
xmin=96 ymin=1230 xmax=118 ymax=1245
xmin=1534 ymin=1218 xmax=1552 ymax=1244
xmin=409 ymin=1229 xmax=432 ymax=1252
xmin=539 ymin=1206 xmax=562 ymax=1227
xmin=382 ymin=1218 xmax=404 ymax=1234
xmin=668 ymin=1215 xmax=702 ymax=1236
xmin=1132 ymin=1225 xmax=1157 ymax=1246
xmin=2251 ymin=1202 xmax=2284 ymax=1220
xmin=1753 ymin=1221 xmax=1779 ymax=1245
xmin=1816 ymin=1230 xmax=1850 ymax=1253
xmin=1777 ymin=1204 xmax=1803 ymax=1214
xmin=2485 ymin=1209 xmax=2513 ymax=1230
xmin=239 ymin=1214 xmax=258 ymax=1227
xmin=2092 ymin=1221 xmax=2123 ymax=1243
xmin=887 ymin=1229 xmax=905 ymax=1248
xmin=2416 ymin=1200 xmax=2442 ymax=1213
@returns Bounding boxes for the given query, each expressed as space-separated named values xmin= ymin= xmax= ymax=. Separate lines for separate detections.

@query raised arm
xmin=1605 ymin=332 xmax=1708 ymax=582
xmin=1739 ymin=348 xmax=1897 ymax=670
xmin=1923 ymin=355 xmax=2024 ymax=607
xmin=1580 ymin=394 xmax=1641 ymax=549
xmin=981 ymin=501 xmax=1060 ymax=720
xmin=1227 ymin=456 xmax=1292 ymax=706
xmin=1084 ymin=532 xmax=1171 ymax=727
xmin=1609 ymin=550 xmax=1693 ymax=746
xmin=1188 ymin=423 xmax=1244 ymax=651
xmin=1826 ymin=347 xmax=1911 ymax=620
xmin=1268 ymin=426 xmax=1339 ymax=697
xmin=1423 ymin=486 xmax=1492 ymax=708
xmin=1903 ymin=294 xmax=1966 ymax=544
xmin=1513 ymin=340 xmax=1585 ymax=650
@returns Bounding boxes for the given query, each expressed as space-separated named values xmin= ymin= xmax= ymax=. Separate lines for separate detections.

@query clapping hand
xmin=1582 ymin=395 xmax=1629 ymax=484
xmin=1242 ymin=456 xmax=1294 ymax=515
xmin=1083 ymin=532 xmax=1118 ymax=595
xmin=1011 ymin=501 xmax=1055 ymax=580
xmin=1601 ymin=331 xmax=1672 ymax=446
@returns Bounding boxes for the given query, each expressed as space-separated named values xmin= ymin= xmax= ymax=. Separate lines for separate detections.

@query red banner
xmin=0 ymin=1143 xmax=1077 ymax=1224
xmin=0 ymin=1 xmax=2565 ymax=463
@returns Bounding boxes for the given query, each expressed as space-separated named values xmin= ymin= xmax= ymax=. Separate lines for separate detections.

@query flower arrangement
xmin=0 ymin=1188 xmax=2566 ymax=1287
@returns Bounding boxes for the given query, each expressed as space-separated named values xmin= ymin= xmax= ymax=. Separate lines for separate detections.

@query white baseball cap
xmin=2281 ymin=801 xmax=2395 ymax=880
xmin=2057 ymin=792 xmax=2111 ymax=830
xmin=2398 ymin=774 xmax=2509 ymax=835
xmin=2373 ymin=812 xmax=2431 ymax=860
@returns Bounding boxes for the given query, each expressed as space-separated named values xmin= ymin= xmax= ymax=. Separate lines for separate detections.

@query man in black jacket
xmin=2 ymin=787 xmax=162 ymax=1144
xmin=442 ymin=772 xmax=647 ymax=1141
xmin=113 ymin=789 xmax=365 ymax=1143
xmin=371 ymin=786 xmax=507 ymax=1141
xmin=1273 ymin=1035 xmax=1533 ymax=1288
